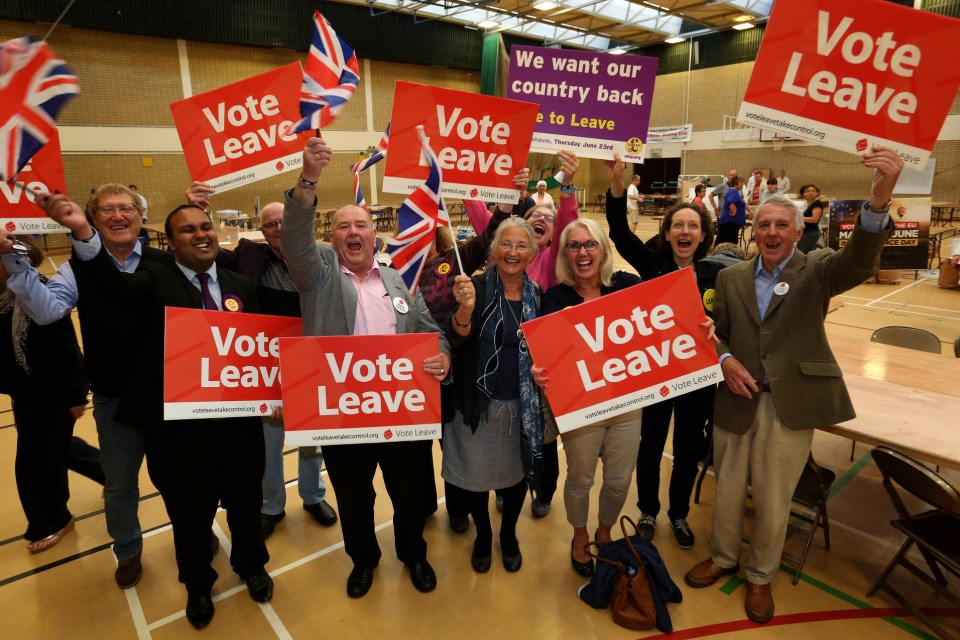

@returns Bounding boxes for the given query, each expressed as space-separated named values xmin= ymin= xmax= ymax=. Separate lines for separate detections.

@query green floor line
xmin=828 ymin=450 xmax=874 ymax=500
xmin=719 ymin=575 xmax=743 ymax=595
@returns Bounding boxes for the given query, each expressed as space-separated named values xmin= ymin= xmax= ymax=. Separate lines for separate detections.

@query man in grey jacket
xmin=280 ymin=137 xmax=451 ymax=599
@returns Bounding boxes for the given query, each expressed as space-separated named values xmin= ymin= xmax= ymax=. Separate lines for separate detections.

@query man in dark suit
xmin=281 ymin=137 xmax=451 ymax=599
xmin=684 ymin=146 xmax=903 ymax=624
xmin=37 ymin=195 xmax=272 ymax=630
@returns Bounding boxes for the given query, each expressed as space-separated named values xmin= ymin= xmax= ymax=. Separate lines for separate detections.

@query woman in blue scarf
xmin=442 ymin=218 xmax=543 ymax=574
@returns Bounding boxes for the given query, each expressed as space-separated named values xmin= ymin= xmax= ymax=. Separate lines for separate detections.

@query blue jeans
xmin=261 ymin=417 xmax=325 ymax=516
xmin=92 ymin=394 xmax=145 ymax=561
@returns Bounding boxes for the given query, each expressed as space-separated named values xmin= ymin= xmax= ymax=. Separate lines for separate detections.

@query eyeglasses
xmin=527 ymin=211 xmax=555 ymax=224
xmin=96 ymin=204 xmax=138 ymax=216
xmin=499 ymin=240 xmax=530 ymax=252
xmin=261 ymin=221 xmax=281 ymax=230
xmin=565 ymin=240 xmax=600 ymax=253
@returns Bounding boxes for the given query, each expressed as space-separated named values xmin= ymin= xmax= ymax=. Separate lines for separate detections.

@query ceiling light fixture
xmin=664 ymin=36 xmax=685 ymax=44
xmin=732 ymin=22 xmax=754 ymax=30
xmin=477 ymin=19 xmax=499 ymax=29
xmin=533 ymin=1 xmax=559 ymax=10
xmin=733 ymin=14 xmax=753 ymax=22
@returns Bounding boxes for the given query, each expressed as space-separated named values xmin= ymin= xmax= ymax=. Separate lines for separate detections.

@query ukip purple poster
xmin=506 ymin=45 xmax=658 ymax=163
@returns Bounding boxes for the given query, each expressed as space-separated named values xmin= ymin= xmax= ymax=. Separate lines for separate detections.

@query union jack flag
xmin=352 ymin=123 xmax=390 ymax=208
xmin=0 ymin=37 xmax=78 ymax=182
xmin=289 ymin=11 xmax=360 ymax=134
xmin=386 ymin=132 xmax=451 ymax=295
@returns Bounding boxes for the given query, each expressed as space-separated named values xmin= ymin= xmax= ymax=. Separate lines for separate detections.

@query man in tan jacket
xmin=684 ymin=146 xmax=903 ymax=623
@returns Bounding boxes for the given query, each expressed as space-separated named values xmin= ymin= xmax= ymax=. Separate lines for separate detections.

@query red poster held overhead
xmin=279 ymin=333 xmax=442 ymax=446
xmin=736 ymin=0 xmax=960 ymax=170
xmin=522 ymin=269 xmax=721 ymax=433
xmin=170 ymin=63 xmax=312 ymax=193
xmin=163 ymin=308 xmax=303 ymax=420
xmin=383 ymin=81 xmax=539 ymax=204
xmin=0 ymin=129 xmax=68 ymax=235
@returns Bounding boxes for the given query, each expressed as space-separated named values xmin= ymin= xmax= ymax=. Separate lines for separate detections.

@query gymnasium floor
xmin=1 ymin=214 xmax=958 ymax=639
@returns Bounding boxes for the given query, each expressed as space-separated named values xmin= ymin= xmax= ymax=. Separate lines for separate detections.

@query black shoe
xmin=636 ymin=513 xmax=657 ymax=540
xmin=243 ymin=570 xmax=274 ymax=603
xmin=531 ymin=499 xmax=551 ymax=518
xmin=115 ymin=550 xmax=142 ymax=589
xmin=260 ymin=511 xmax=285 ymax=540
xmin=346 ymin=566 xmax=375 ymax=598
xmin=501 ymin=538 xmax=522 ymax=573
xmin=571 ymin=550 xmax=595 ymax=577
xmin=672 ymin=518 xmax=695 ymax=549
xmin=449 ymin=516 xmax=469 ymax=533
xmin=471 ymin=540 xmax=492 ymax=574
xmin=406 ymin=560 xmax=437 ymax=593
xmin=303 ymin=501 xmax=337 ymax=527
xmin=186 ymin=593 xmax=215 ymax=629
xmin=495 ymin=494 xmax=504 ymax=512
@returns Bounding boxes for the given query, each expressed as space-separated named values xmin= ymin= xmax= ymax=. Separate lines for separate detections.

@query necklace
xmin=503 ymin=296 xmax=524 ymax=338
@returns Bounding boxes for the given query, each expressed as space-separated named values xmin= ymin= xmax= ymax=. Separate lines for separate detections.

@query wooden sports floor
xmin=1 ymin=213 xmax=958 ymax=639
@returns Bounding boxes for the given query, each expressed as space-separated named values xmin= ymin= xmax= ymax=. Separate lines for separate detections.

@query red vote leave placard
xmin=170 ymin=63 xmax=312 ymax=193
xmin=0 ymin=129 xmax=68 ymax=235
xmin=736 ymin=0 xmax=960 ymax=170
xmin=279 ymin=333 xmax=441 ymax=446
xmin=383 ymin=81 xmax=539 ymax=204
xmin=163 ymin=308 xmax=303 ymax=420
xmin=522 ymin=269 xmax=722 ymax=433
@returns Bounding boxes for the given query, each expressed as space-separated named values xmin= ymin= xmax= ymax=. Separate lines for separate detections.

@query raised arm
xmin=280 ymin=138 xmax=332 ymax=292
xmin=602 ymin=154 xmax=660 ymax=279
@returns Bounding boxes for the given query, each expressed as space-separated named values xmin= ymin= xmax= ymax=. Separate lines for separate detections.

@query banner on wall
xmin=505 ymin=46 xmax=658 ymax=162
xmin=170 ymin=63 xmax=312 ymax=193
xmin=279 ymin=333 xmax=442 ymax=445
xmin=382 ymin=82 xmax=539 ymax=204
xmin=162 ymin=308 xmax=303 ymax=420
xmin=828 ymin=198 xmax=930 ymax=269
xmin=647 ymin=125 xmax=693 ymax=144
xmin=522 ymin=269 xmax=721 ymax=433
xmin=736 ymin=0 xmax=960 ymax=171
xmin=0 ymin=129 xmax=67 ymax=235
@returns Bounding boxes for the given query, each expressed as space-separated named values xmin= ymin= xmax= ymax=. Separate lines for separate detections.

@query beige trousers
xmin=709 ymin=393 xmax=813 ymax=584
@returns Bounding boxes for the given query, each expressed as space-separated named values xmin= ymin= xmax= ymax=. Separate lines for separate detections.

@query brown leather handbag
xmin=593 ymin=515 xmax=658 ymax=630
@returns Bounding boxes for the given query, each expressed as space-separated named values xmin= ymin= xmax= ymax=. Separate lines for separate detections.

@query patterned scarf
xmin=0 ymin=288 xmax=30 ymax=374
xmin=475 ymin=268 xmax=543 ymax=493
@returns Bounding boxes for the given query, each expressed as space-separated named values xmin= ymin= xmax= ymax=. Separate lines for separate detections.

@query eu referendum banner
xmin=828 ymin=198 xmax=930 ymax=270
xmin=279 ymin=333 xmax=442 ymax=445
xmin=737 ymin=0 xmax=960 ymax=171
xmin=383 ymin=81 xmax=539 ymax=204
xmin=506 ymin=46 xmax=658 ymax=163
xmin=0 ymin=129 xmax=67 ymax=235
xmin=170 ymin=63 xmax=312 ymax=193
xmin=522 ymin=269 xmax=721 ymax=433
xmin=163 ymin=308 xmax=303 ymax=420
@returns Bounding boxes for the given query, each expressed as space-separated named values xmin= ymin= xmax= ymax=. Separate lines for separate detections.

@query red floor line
xmin=642 ymin=607 xmax=960 ymax=640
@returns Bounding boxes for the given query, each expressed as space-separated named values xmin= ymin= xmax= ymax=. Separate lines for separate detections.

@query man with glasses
xmin=186 ymin=187 xmax=338 ymax=539
xmin=1 ymin=184 xmax=171 ymax=589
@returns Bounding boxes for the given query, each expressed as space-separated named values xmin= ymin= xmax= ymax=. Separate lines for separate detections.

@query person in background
xmin=777 ymin=170 xmax=790 ymax=195
xmin=186 ymin=186 xmax=339 ymax=539
xmin=604 ymin=155 xmax=728 ymax=550
xmin=684 ymin=146 xmax=902 ymax=625
xmin=534 ymin=218 xmax=642 ymax=577
xmin=797 ymin=184 xmax=824 ymax=254
xmin=0 ymin=235 xmax=105 ymax=554
xmin=759 ymin=179 xmax=779 ymax=206
xmin=533 ymin=180 xmax=554 ymax=207
xmin=444 ymin=218 xmax=542 ymax=574
xmin=129 ymin=185 xmax=148 ymax=222
xmin=745 ymin=169 xmax=764 ymax=205
xmin=627 ymin=174 xmax=645 ymax=233
xmin=691 ymin=184 xmax=706 ymax=210
xmin=717 ymin=176 xmax=747 ymax=246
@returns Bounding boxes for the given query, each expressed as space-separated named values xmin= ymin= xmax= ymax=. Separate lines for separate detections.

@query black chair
xmin=867 ymin=446 xmax=960 ymax=640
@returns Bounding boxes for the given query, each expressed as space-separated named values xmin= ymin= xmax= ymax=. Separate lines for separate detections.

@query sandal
xmin=26 ymin=517 xmax=75 ymax=554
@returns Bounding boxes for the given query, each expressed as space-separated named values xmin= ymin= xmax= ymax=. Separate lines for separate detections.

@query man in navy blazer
xmin=38 ymin=195 xmax=272 ymax=630
xmin=684 ymin=146 xmax=903 ymax=624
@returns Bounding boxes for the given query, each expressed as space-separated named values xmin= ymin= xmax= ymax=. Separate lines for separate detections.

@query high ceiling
xmin=334 ymin=0 xmax=773 ymax=51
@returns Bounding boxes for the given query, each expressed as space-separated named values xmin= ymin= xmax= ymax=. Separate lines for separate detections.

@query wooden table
xmin=931 ymin=201 xmax=959 ymax=226
xmin=824 ymin=335 xmax=960 ymax=470
xmin=930 ymin=225 xmax=959 ymax=268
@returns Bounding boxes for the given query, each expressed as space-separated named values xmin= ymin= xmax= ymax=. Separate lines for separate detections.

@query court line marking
xmin=865 ymin=278 xmax=925 ymax=306
xmin=835 ymin=303 xmax=959 ymax=324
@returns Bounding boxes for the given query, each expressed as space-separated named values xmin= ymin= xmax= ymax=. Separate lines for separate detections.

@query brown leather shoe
xmin=684 ymin=557 xmax=740 ymax=588
xmin=744 ymin=581 xmax=775 ymax=623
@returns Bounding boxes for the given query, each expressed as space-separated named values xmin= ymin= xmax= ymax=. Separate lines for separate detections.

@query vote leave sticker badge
xmin=0 ymin=128 xmax=68 ymax=235
xmin=278 ymin=332 xmax=442 ymax=445
xmin=162 ymin=308 xmax=303 ymax=420
xmin=170 ymin=62 xmax=312 ymax=193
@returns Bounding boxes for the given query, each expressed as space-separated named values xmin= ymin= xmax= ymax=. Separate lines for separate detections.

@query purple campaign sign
xmin=506 ymin=45 xmax=658 ymax=162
